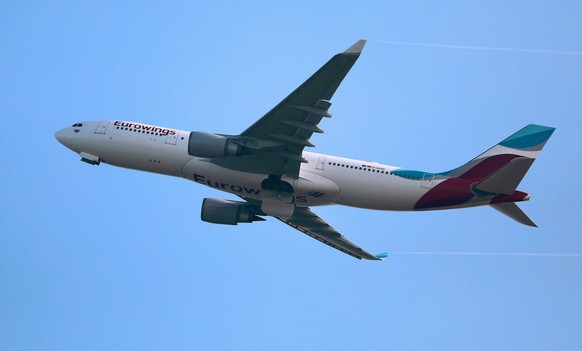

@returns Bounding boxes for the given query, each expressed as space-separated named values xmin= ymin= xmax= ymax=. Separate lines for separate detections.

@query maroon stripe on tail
xmin=415 ymin=154 xmax=527 ymax=210
xmin=414 ymin=178 xmax=474 ymax=209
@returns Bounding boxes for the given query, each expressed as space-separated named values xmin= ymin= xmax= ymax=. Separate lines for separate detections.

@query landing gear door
xmin=95 ymin=121 xmax=109 ymax=134
xmin=316 ymin=157 xmax=326 ymax=170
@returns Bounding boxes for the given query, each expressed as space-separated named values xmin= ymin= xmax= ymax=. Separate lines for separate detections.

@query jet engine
xmin=188 ymin=132 xmax=242 ymax=159
xmin=201 ymin=198 xmax=265 ymax=225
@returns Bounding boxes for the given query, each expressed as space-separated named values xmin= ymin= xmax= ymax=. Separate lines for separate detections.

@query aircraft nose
xmin=55 ymin=127 xmax=77 ymax=151
xmin=55 ymin=129 xmax=65 ymax=144
xmin=55 ymin=128 xmax=68 ymax=145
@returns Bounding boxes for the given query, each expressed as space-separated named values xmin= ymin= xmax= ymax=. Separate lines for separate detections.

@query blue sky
xmin=1 ymin=1 xmax=582 ymax=350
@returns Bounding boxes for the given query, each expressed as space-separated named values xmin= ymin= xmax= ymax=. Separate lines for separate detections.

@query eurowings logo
xmin=193 ymin=174 xmax=315 ymax=203
xmin=193 ymin=174 xmax=261 ymax=195
xmin=114 ymin=121 xmax=176 ymax=136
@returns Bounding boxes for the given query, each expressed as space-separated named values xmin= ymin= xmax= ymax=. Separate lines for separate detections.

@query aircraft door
xmin=95 ymin=121 xmax=109 ymax=134
xmin=165 ymin=131 xmax=179 ymax=145
xmin=421 ymin=174 xmax=435 ymax=189
xmin=316 ymin=157 xmax=326 ymax=170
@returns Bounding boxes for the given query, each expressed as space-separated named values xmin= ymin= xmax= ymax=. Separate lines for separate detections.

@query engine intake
xmin=201 ymin=198 xmax=264 ymax=225
xmin=188 ymin=132 xmax=241 ymax=159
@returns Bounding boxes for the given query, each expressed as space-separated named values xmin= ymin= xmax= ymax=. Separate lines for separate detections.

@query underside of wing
xmin=212 ymin=40 xmax=366 ymax=178
xmin=276 ymin=207 xmax=387 ymax=260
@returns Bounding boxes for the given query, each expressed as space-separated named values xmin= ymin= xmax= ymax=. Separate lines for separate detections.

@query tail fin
xmin=448 ymin=124 xmax=554 ymax=226
xmin=413 ymin=125 xmax=554 ymax=225
xmin=446 ymin=124 xmax=555 ymax=194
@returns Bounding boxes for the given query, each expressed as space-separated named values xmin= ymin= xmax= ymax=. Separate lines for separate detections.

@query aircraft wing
xmin=276 ymin=207 xmax=387 ymax=260
xmin=213 ymin=40 xmax=366 ymax=178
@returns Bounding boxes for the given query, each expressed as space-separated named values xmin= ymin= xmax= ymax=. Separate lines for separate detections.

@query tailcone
xmin=491 ymin=190 xmax=530 ymax=204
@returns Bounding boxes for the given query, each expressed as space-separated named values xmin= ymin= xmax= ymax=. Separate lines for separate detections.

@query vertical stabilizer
xmin=446 ymin=124 xmax=555 ymax=195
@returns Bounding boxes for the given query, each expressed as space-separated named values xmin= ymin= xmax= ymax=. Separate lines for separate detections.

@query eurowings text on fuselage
xmin=55 ymin=40 xmax=555 ymax=260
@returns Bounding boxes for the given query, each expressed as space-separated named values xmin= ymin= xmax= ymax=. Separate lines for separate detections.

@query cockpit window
xmin=72 ymin=123 xmax=83 ymax=127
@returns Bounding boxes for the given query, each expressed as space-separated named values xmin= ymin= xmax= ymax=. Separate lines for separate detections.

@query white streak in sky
xmin=374 ymin=40 xmax=582 ymax=56
xmin=391 ymin=252 xmax=582 ymax=257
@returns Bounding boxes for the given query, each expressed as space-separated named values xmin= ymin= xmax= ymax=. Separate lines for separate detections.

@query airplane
xmin=55 ymin=40 xmax=555 ymax=261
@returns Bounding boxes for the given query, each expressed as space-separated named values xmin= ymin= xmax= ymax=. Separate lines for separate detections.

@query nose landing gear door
xmin=95 ymin=121 xmax=110 ymax=134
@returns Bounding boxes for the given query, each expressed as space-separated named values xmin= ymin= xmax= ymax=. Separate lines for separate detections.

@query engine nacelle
xmin=201 ymin=198 xmax=264 ymax=225
xmin=188 ymin=132 xmax=241 ymax=158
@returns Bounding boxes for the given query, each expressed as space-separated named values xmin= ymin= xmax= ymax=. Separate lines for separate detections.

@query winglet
xmin=343 ymin=39 xmax=367 ymax=55
xmin=375 ymin=252 xmax=389 ymax=260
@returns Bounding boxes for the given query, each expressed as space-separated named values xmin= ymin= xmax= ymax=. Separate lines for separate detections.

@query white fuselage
xmin=55 ymin=120 xmax=485 ymax=212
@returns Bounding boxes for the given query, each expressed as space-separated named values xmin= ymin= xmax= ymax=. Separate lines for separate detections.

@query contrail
xmin=373 ymin=40 xmax=582 ymax=56
xmin=391 ymin=252 xmax=582 ymax=257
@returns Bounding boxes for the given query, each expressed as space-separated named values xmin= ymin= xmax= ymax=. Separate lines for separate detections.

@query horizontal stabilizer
xmin=490 ymin=202 xmax=537 ymax=227
xmin=474 ymin=157 xmax=535 ymax=195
